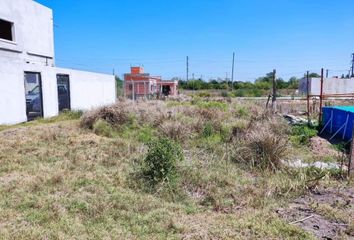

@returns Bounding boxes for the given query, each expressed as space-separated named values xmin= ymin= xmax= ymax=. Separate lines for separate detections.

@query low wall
xmin=299 ymin=77 xmax=354 ymax=96
xmin=0 ymin=62 xmax=115 ymax=125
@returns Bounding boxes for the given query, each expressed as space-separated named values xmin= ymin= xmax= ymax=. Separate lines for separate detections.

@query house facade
xmin=0 ymin=0 xmax=116 ymax=124
xmin=124 ymin=67 xmax=178 ymax=99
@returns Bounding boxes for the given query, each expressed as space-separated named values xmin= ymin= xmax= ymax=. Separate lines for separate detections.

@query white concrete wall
xmin=56 ymin=68 xmax=116 ymax=111
xmin=299 ymin=77 xmax=354 ymax=95
xmin=0 ymin=0 xmax=54 ymax=65
xmin=0 ymin=63 xmax=116 ymax=125
xmin=0 ymin=61 xmax=27 ymax=124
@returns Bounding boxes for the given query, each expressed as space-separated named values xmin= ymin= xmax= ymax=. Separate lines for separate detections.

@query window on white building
xmin=0 ymin=19 xmax=14 ymax=41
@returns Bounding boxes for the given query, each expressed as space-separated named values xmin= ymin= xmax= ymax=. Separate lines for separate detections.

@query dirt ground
xmin=277 ymin=187 xmax=354 ymax=239
xmin=310 ymin=137 xmax=342 ymax=160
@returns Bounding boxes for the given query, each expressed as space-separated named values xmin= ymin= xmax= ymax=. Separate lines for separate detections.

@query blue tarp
xmin=322 ymin=106 xmax=354 ymax=141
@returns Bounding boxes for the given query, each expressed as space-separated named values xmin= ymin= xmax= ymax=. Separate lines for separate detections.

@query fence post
xmin=349 ymin=121 xmax=354 ymax=178
xmin=307 ymin=71 xmax=310 ymax=126
xmin=271 ymin=69 xmax=277 ymax=114
xmin=319 ymin=68 xmax=324 ymax=125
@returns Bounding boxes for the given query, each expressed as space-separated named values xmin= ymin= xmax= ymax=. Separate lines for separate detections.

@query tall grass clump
xmin=159 ymin=120 xmax=191 ymax=142
xmin=143 ymin=137 xmax=184 ymax=187
xmin=233 ymin=118 xmax=289 ymax=171
xmin=80 ymin=104 xmax=130 ymax=129
xmin=247 ymin=127 xmax=289 ymax=170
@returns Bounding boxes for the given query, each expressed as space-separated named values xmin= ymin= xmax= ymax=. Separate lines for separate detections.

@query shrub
xmin=143 ymin=138 xmax=184 ymax=186
xmin=291 ymin=125 xmax=317 ymax=145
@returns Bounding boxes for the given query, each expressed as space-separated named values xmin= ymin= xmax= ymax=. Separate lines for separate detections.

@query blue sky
xmin=37 ymin=0 xmax=354 ymax=81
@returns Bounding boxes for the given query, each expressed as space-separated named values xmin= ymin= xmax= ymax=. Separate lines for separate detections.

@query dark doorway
xmin=24 ymin=72 xmax=43 ymax=121
xmin=162 ymin=85 xmax=171 ymax=96
xmin=57 ymin=74 xmax=71 ymax=112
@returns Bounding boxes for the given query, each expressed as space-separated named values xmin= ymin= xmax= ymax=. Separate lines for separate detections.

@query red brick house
xmin=124 ymin=67 xmax=178 ymax=99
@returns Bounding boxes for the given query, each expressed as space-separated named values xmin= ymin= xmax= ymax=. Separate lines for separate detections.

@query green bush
xmin=291 ymin=125 xmax=318 ymax=145
xmin=143 ymin=138 xmax=184 ymax=186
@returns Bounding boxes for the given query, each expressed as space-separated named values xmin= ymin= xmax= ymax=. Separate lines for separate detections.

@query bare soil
xmin=310 ymin=137 xmax=341 ymax=160
xmin=277 ymin=187 xmax=354 ymax=239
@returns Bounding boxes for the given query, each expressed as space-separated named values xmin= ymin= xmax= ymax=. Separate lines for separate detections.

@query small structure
xmin=0 ymin=0 xmax=116 ymax=125
xmin=299 ymin=77 xmax=354 ymax=96
xmin=321 ymin=106 xmax=354 ymax=141
xmin=299 ymin=73 xmax=354 ymax=124
xmin=124 ymin=67 xmax=178 ymax=99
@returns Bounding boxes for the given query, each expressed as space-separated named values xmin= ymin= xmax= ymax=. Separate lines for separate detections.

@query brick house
xmin=124 ymin=67 xmax=178 ymax=99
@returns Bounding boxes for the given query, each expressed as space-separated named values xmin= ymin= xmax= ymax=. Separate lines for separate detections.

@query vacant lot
xmin=0 ymin=98 xmax=353 ymax=239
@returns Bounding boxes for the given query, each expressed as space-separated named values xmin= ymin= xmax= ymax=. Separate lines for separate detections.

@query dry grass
xmin=158 ymin=120 xmax=191 ymax=142
xmin=226 ymin=113 xmax=290 ymax=171
xmin=80 ymin=104 xmax=130 ymax=129
xmin=0 ymin=98 xmax=352 ymax=239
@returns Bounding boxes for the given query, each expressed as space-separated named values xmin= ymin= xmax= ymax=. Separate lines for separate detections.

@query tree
xmin=115 ymin=76 xmax=124 ymax=97
xmin=308 ymin=72 xmax=320 ymax=78
xmin=288 ymin=77 xmax=299 ymax=89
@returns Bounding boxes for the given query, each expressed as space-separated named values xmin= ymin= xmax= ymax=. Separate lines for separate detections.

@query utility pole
xmin=231 ymin=52 xmax=235 ymax=90
xmin=326 ymin=69 xmax=329 ymax=78
xmin=272 ymin=69 xmax=277 ymax=114
xmin=186 ymin=56 xmax=189 ymax=81
xmin=351 ymin=53 xmax=354 ymax=78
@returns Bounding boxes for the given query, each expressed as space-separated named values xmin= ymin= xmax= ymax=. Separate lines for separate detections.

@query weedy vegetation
xmin=0 ymin=98 xmax=352 ymax=239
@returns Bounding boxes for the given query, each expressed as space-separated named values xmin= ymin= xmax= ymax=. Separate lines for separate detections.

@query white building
xmin=0 ymin=0 xmax=116 ymax=125
xmin=299 ymin=77 xmax=354 ymax=96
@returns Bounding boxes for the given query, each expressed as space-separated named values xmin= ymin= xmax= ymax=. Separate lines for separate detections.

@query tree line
xmin=179 ymin=72 xmax=321 ymax=91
